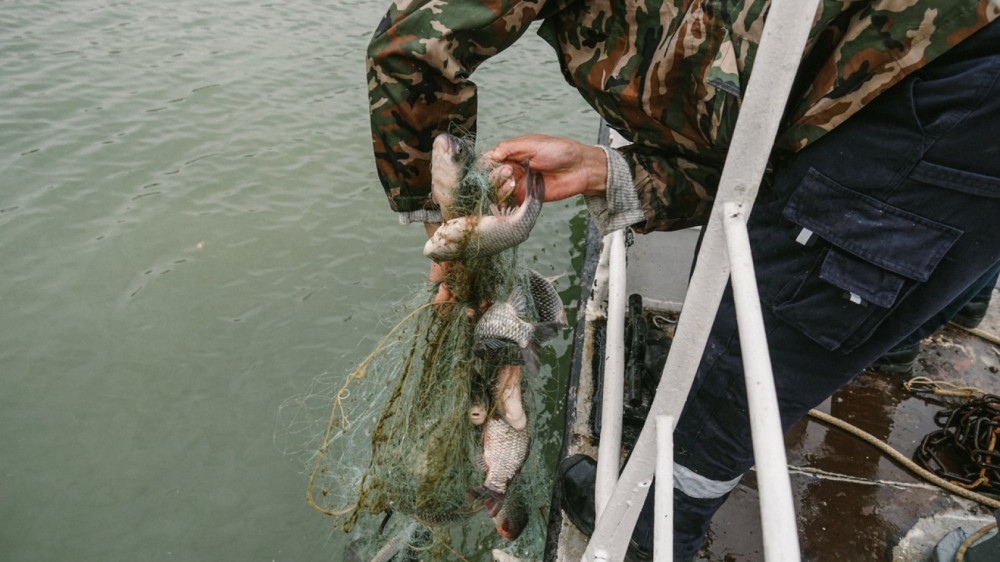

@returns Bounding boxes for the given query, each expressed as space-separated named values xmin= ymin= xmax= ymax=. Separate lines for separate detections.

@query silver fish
xmin=430 ymin=133 xmax=474 ymax=220
xmin=527 ymin=269 xmax=568 ymax=326
xmin=423 ymin=166 xmax=544 ymax=262
xmin=477 ymin=414 xmax=530 ymax=517
xmin=474 ymin=288 xmax=561 ymax=375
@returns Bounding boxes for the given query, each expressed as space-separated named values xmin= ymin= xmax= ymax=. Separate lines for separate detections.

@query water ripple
xmin=0 ymin=1 xmax=594 ymax=560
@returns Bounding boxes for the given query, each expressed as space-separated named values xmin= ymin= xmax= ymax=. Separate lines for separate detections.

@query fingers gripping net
xmin=281 ymin=149 xmax=554 ymax=560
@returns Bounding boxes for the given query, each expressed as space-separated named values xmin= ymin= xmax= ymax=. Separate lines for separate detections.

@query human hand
xmin=483 ymin=134 xmax=608 ymax=204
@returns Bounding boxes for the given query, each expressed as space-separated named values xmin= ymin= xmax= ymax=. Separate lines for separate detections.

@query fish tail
xmin=520 ymin=322 xmax=563 ymax=375
xmin=534 ymin=321 xmax=563 ymax=344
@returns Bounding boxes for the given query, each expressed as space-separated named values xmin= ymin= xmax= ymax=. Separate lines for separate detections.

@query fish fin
xmin=533 ymin=321 xmax=563 ymax=344
xmin=490 ymin=203 xmax=516 ymax=218
xmin=484 ymin=494 xmax=505 ymax=518
xmin=475 ymin=338 xmax=510 ymax=351
xmin=507 ymin=286 xmax=526 ymax=314
xmin=472 ymin=487 xmax=506 ymax=518
xmin=528 ymin=170 xmax=545 ymax=204
xmin=527 ymin=268 xmax=562 ymax=286
xmin=520 ymin=342 xmax=540 ymax=377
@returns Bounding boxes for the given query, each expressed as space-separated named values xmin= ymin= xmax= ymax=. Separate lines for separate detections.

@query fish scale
xmin=474 ymin=287 xmax=562 ymax=375
xmin=476 ymin=289 xmax=535 ymax=350
xmin=527 ymin=269 xmax=568 ymax=325
xmin=480 ymin=414 xmax=531 ymax=499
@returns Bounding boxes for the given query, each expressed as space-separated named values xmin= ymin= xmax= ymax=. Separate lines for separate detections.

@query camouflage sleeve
xmin=536 ymin=0 xmax=746 ymax=233
xmin=585 ymin=145 xmax=646 ymax=236
xmin=367 ymin=0 xmax=551 ymax=215
xmin=776 ymin=0 xmax=1000 ymax=152
xmin=536 ymin=0 xmax=996 ymax=233
xmin=616 ymin=144 xmax=723 ymax=233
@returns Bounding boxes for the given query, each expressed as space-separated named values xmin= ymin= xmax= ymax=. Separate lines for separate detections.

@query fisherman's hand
xmin=484 ymin=134 xmax=607 ymax=203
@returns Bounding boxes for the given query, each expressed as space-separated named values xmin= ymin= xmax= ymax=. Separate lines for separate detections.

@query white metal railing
xmin=595 ymin=228 xmax=628 ymax=521
xmin=583 ymin=0 xmax=822 ymax=559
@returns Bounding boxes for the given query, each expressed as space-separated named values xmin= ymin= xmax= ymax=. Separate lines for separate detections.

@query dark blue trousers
xmin=891 ymin=262 xmax=999 ymax=350
xmin=667 ymin=18 xmax=1000 ymax=560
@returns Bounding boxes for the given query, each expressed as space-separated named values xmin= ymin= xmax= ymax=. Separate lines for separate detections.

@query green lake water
xmin=1 ymin=1 xmax=597 ymax=560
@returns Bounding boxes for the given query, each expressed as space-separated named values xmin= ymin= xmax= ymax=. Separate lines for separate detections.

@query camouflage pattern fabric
xmin=367 ymin=0 xmax=999 ymax=231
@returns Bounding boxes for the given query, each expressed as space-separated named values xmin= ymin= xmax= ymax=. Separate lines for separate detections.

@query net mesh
xmin=278 ymin=140 xmax=555 ymax=560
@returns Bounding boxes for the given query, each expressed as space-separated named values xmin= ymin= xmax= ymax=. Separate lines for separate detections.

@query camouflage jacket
xmin=367 ymin=0 xmax=998 ymax=232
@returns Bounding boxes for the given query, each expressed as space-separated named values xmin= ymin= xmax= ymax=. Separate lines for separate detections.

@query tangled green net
xmin=278 ymin=138 xmax=557 ymax=560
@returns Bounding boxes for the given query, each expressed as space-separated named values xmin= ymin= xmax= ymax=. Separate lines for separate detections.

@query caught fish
xmin=474 ymin=288 xmax=561 ymax=375
xmin=476 ymin=414 xmax=531 ymax=518
xmin=430 ymin=133 xmax=475 ymax=220
xmin=423 ymin=165 xmax=545 ymax=262
xmin=491 ymin=477 xmax=529 ymax=541
xmin=527 ymin=269 xmax=568 ymax=326
xmin=468 ymin=402 xmax=488 ymax=426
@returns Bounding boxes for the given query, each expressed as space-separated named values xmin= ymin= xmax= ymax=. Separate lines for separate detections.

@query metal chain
xmin=915 ymin=395 xmax=1000 ymax=491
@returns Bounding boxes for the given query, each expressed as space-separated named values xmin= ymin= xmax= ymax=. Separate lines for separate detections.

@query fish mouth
xmin=433 ymin=133 xmax=454 ymax=153
xmin=437 ymin=132 xmax=477 ymax=169
xmin=433 ymin=133 xmax=464 ymax=162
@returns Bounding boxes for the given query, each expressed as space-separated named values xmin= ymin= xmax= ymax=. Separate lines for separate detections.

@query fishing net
xmin=278 ymin=139 xmax=559 ymax=561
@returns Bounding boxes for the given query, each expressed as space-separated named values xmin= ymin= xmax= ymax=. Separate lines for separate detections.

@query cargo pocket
xmin=911 ymin=159 xmax=1000 ymax=199
xmin=772 ymin=168 xmax=963 ymax=353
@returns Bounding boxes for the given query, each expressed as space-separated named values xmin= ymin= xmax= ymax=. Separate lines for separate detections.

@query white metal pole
xmin=655 ymin=415 xmax=675 ymax=561
xmin=722 ymin=203 xmax=801 ymax=561
xmin=582 ymin=0 xmax=821 ymax=558
xmin=595 ymin=229 xmax=627 ymax=519
xmin=588 ymin=233 xmax=613 ymax=319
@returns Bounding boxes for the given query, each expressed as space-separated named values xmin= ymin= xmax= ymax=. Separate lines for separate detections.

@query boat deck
xmin=548 ymin=226 xmax=1000 ymax=561
xmin=706 ymin=321 xmax=1000 ymax=561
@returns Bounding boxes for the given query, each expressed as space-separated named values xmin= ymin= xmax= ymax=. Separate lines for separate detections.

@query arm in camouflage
xmin=369 ymin=0 xmax=997 ymax=230
xmin=537 ymin=0 xmax=997 ymax=232
xmin=367 ymin=0 xmax=552 ymax=214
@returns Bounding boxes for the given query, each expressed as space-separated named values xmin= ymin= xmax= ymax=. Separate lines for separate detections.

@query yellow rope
xmin=903 ymin=376 xmax=988 ymax=399
xmin=949 ymin=320 xmax=1000 ymax=346
xmin=806 ymin=409 xmax=1000 ymax=510
xmin=955 ymin=522 xmax=998 ymax=562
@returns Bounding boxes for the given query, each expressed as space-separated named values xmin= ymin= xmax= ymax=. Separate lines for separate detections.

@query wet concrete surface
xmin=700 ymin=288 xmax=1000 ymax=561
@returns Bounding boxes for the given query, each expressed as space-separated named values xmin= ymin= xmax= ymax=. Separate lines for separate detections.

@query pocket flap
xmin=820 ymin=250 xmax=903 ymax=308
xmin=783 ymin=168 xmax=962 ymax=282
